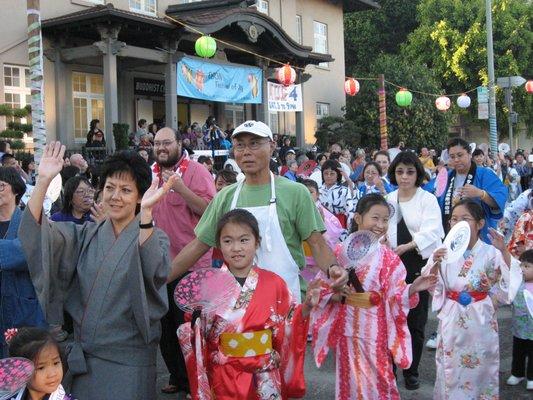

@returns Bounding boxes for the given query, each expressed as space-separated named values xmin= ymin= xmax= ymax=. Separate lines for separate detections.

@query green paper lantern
xmin=395 ymin=88 xmax=413 ymax=107
xmin=195 ymin=35 xmax=217 ymax=58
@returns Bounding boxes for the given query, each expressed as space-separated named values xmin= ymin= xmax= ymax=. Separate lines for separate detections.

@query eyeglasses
xmin=154 ymin=140 xmax=176 ymax=148
xmin=74 ymin=189 xmax=96 ymax=197
xmin=233 ymin=139 xmax=270 ymax=152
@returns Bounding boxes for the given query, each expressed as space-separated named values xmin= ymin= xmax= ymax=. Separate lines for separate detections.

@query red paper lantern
xmin=435 ymin=96 xmax=451 ymax=111
xmin=344 ymin=78 xmax=360 ymax=96
xmin=526 ymin=80 xmax=533 ymax=94
xmin=276 ymin=64 xmax=296 ymax=86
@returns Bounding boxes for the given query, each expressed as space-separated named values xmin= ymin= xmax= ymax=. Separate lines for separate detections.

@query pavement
xmin=156 ymin=306 xmax=532 ymax=399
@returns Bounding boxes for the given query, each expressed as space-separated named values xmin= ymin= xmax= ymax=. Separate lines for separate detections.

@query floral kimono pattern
xmin=319 ymin=183 xmax=359 ymax=228
xmin=422 ymin=240 xmax=523 ymax=400
xmin=508 ymin=210 xmax=533 ymax=258
xmin=310 ymin=245 xmax=418 ymax=400
xmin=177 ymin=266 xmax=309 ymax=400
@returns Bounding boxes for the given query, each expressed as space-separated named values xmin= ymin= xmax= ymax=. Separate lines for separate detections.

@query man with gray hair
xmin=284 ymin=159 xmax=298 ymax=182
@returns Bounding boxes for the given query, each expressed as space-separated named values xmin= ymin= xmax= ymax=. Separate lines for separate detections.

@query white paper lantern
xmin=457 ymin=94 xmax=471 ymax=108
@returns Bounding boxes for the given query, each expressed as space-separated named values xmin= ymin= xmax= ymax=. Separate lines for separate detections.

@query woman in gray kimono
xmin=19 ymin=141 xmax=178 ymax=400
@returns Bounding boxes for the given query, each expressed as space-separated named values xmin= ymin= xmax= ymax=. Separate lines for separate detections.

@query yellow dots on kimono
xmin=220 ymin=329 xmax=273 ymax=357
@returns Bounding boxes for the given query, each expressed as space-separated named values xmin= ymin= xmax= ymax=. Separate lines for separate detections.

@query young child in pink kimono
xmin=310 ymin=194 xmax=436 ymax=399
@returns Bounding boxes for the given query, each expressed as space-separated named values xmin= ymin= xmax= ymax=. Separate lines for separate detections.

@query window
xmin=295 ymin=15 xmax=303 ymax=45
xmin=224 ymin=103 xmax=245 ymax=129
xmin=129 ymin=0 xmax=156 ymax=15
xmin=3 ymin=64 xmax=31 ymax=121
xmin=316 ymin=102 xmax=330 ymax=122
xmin=72 ymin=72 xmax=105 ymax=140
xmin=256 ymin=0 xmax=268 ymax=15
xmin=313 ymin=21 xmax=328 ymax=68
xmin=268 ymin=112 xmax=279 ymax=134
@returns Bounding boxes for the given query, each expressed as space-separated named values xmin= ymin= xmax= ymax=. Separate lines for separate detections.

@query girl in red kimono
xmin=310 ymin=194 xmax=437 ymax=400
xmin=178 ymin=209 xmax=320 ymax=400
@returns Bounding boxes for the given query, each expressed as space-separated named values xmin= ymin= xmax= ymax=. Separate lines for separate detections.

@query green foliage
xmin=314 ymin=116 xmax=361 ymax=150
xmin=404 ymin=0 xmax=533 ymax=137
xmin=24 ymin=104 xmax=31 ymax=114
xmin=344 ymin=0 xmax=420 ymax=73
xmin=0 ymin=104 xmax=12 ymax=116
xmin=113 ymin=123 xmax=129 ymax=150
xmin=0 ymin=129 xmax=24 ymax=139
xmin=12 ymin=108 xmax=29 ymax=119
xmin=344 ymin=54 xmax=450 ymax=151
xmin=7 ymin=121 xmax=32 ymax=133
xmin=9 ymin=140 xmax=25 ymax=150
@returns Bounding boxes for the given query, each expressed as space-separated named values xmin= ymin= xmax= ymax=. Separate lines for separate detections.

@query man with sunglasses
xmin=168 ymin=120 xmax=348 ymax=300
xmin=151 ymin=127 xmax=216 ymax=396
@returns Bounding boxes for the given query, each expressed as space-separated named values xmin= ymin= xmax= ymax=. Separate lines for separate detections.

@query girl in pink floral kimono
xmin=422 ymin=199 xmax=523 ymax=399
xmin=310 ymin=194 xmax=436 ymax=400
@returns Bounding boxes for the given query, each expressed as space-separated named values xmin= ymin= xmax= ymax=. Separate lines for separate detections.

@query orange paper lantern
xmin=276 ymin=64 xmax=296 ymax=86
xmin=344 ymin=78 xmax=360 ymax=96
xmin=525 ymin=80 xmax=533 ymax=94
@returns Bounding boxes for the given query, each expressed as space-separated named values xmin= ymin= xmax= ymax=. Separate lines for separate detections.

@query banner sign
xmin=477 ymin=86 xmax=488 ymax=120
xmin=267 ymin=82 xmax=303 ymax=112
xmin=177 ymin=57 xmax=262 ymax=104
xmin=134 ymin=78 xmax=165 ymax=96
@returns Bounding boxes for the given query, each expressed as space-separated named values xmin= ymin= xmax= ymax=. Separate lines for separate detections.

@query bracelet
xmin=480 ymin=190 xmax=487 ymax=201
xmin=139 ymin=220 xmax=154 ymax=229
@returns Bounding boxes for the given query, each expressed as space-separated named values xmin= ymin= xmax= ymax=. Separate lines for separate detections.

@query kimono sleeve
xmin=381 ymin=248 xmax=418 ymax=369
xmin=478 ymin=168 xmax=507 ymax=218
xmin=0 ymin=238 xmax=27 ymax=272
xmin=421 ymin=255 xmax=446 ymax=312
xmin=18 ymin=208 xmax=88 ymax=324
xmin=134 ymin=228 xmax=171 ymax=343
xmin=490 ymin=248 xmax=523 ymax=305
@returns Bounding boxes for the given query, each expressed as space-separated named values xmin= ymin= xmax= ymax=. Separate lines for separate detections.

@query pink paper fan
xmin=337 ymin=231 xmax=379 ymax=269
xmin=435 ymin=167 xmax=448 ymax=197
xmin=0 ymin=357 xmax=34 ymax=396
xmin=174 ymin=268 xmax=241 ymax=314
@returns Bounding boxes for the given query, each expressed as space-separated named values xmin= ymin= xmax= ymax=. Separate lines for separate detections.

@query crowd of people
xmin=0 ymin=120 xmax=532 ymax=400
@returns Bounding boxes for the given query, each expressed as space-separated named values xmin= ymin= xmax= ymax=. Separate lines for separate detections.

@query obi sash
xmin=446 ymin=290 xmax=488 ymax=306
xmin=219 ymin=329 xmax=273 ymax=357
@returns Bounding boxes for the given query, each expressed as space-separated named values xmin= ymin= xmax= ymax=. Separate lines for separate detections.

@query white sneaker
xmin=527 ymin=380 xmax=533 ymax=390
xmin=506 ymin=375 xmax=524 ymax=385
xmin=426 ymin=332 xmax=437 ymax=349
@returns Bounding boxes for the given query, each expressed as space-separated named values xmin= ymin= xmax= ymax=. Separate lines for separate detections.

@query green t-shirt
xmin=195 ymin=177 xmax=325 ymax=268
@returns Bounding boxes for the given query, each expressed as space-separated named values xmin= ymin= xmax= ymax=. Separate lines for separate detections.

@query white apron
xmin=230 ymin=172 xmax=301 ymax=302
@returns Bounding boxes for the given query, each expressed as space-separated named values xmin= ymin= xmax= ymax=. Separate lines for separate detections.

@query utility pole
xmin=378 ymin=74 xmax=387 ymax=150
xmin=27 ymin=0 xmax=45 ymax=163
xmin=485 ymin=0 xmax=498 ymax=154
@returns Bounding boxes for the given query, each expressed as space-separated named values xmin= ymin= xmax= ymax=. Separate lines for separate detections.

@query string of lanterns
xmin=192 ymin=33 xmax=532 ymax=112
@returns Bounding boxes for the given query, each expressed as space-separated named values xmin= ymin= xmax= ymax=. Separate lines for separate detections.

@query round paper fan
xmin=174 ymin=268 xmax=241 ymax=314
xmin=387 ymin=202 xmax=396 ymax=219
xmin=435 ymin=167 xmax=448 ymax=197
xmin=297 ymin=160 xmax=317 ymax=177
xmin=0 ymin=357 xmax=34 ymax=398
xmin=337 ymin=231 xmax=379 ymax=269
xmin=443 ymin=221 xmax=471 ymax=263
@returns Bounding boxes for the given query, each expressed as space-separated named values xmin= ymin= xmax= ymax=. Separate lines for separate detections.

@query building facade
xmin=0 ymin=0 xmax=377 ymax=151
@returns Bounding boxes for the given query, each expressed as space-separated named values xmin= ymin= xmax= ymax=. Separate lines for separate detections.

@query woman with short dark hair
xmin=385 ymin=150 xmax=444 ymax=390
xmin=19 ymin=142 xmax=176 ymax=400
xmin=86 ymin=119 xmax=105 ymax=148
xmin=50 ymin=176 xmax=95 ymax=224
xmin=0 ymin=166 xmax=46 ymax=358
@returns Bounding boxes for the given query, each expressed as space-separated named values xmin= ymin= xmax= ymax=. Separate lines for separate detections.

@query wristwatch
xmin=139 ymin=220 xmax=154 ymax=229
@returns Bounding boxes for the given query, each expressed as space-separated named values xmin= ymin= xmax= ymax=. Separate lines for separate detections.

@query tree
xmin=344 ymin=0 xmax=420 ymax=73
xmin=344 ymin=54 xmax=450 ymax=151
xmin=404 ymin=0 xmax=533 ymax=137
xmin=314 ymin=116 xmax=360 ymax=150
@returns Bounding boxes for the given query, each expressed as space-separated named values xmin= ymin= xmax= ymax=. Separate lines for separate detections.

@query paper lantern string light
xmin=195 ymin=35 xmax=217 ymax=58
xmin=526 ymin=80 xmax=533 ymax=94
xmin=395 ymin=88 xmax=413 ymax=107
xmin=276 ymin=64 xmax=296 ymax=86
xmin=457 ymin=93 xmax=471 ymax=108
xmin=344 ymin=78 xmax=360 ymax=96
xmin=435 ymin=96 xmax=451 ymax=111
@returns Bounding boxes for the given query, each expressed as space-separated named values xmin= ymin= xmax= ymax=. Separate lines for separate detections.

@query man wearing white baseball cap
xmin=168 ymin=120 xmax=347 ymax=300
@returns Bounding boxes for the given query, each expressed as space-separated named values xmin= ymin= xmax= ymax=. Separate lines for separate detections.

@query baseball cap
xmin=232 ymin=120 xmax=273 ymax=140
xmin=286 ymin=149 xmax=296 ymax=155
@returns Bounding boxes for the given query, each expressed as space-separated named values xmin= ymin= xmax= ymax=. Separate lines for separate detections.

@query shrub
xmin=0 ymin=104 xmax=13 ymax=117
xmin=0 ymin=130 xmax=24 ymax=139
xmin=113 ymin=123 xmax=130 ymax=150
xmin=12 ymin=108 xmax=29 ymax=119
xmin=9 ymin=140 xmax=25 ymax=150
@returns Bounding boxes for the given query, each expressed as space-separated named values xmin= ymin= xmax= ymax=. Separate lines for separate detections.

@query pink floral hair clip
xmin=4 ymin=328 xmax=19 ymax=344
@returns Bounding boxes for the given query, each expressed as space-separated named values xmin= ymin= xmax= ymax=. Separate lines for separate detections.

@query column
xmin=97 ymin=25 xmax=121 ymax=152
xmin=165 ymin=42 xmax=178 ymax=130
xmin=53 ymin=47 xmax=69 ymax=146
xmin=295 ymin=71 xmax=305 ymax=147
